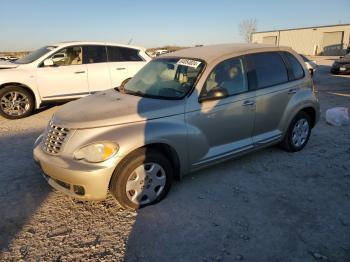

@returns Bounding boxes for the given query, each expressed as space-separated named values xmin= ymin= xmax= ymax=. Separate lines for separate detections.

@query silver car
xmin=33 ymin=44 xmax=320 ymax=209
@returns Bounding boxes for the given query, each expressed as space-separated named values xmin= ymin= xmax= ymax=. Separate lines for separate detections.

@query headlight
xmin=74 ymin=142 xmax=118 ymax=163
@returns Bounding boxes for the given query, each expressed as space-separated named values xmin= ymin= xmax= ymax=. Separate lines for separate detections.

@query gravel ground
xmin=0 ymin=57 xmax=350 ymax=262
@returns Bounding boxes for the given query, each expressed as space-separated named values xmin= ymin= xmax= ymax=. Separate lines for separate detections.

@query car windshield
xmin=123 ymin=57 xmax=205 ymax=99
xmin=14 ymin=46 xmax=57 ymax=64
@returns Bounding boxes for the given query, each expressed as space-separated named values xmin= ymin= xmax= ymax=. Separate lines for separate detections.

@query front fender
xmin=0 ymin=68 xmax=41 ymax=108
xmin=61 ymin=114 xmax=189 ymax=175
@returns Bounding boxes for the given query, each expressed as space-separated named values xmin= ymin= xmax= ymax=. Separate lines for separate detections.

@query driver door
xmin=185 ymin=56 xmax=256 ymax=169
xmin=36 ymin=45 xmax=89 ymax=100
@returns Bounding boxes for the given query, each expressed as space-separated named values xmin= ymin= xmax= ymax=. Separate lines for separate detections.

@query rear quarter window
xmin=284 ymin=52 xmax=305 ymax=80
xmin=120 ymin=47 xmax=144 ymax=61
xmin=107 ymin=46 xmax=143 ymax=62
xmin=250 ymin=52 xmax=288 ymax=89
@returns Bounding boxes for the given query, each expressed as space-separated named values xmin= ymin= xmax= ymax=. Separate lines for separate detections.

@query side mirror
xmin=198 ymin=87 xmax=229 ymax=103
xmin=43 ymin=58 xmax=54 ymax=67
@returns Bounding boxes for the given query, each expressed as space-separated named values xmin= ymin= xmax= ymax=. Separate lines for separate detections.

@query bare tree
xmin=239 ymin=19 xmax=257 ymax=43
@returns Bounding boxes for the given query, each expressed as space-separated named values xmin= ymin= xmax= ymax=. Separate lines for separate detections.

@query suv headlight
xmin=74 ymin=142 xmax=118 ymax=163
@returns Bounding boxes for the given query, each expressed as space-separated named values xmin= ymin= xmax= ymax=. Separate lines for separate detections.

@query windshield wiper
xmin=123 ymin=89 xmax=147 ymax=97
xmin=123 ymin=89 xmax=179 ymax=100
xmin=114 ymin=86 xmax=124 ymax=93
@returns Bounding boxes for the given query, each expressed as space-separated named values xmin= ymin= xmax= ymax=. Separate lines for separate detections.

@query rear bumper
xmin=33 ymin=144 xmax=116 ymax=200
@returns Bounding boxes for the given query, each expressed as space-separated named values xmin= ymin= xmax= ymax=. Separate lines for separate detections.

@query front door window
xmin=203 ymin=57 xmax=248 ymax=96
xmin=48 ymin=46 xmax=83 ymax=66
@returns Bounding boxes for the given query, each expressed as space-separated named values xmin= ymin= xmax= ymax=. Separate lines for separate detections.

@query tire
xmin=110 ymin=148 xmax=173 ymax=210
xmin=281 ymin=111 xmax=312 ymax=152
xmin=0 ymin=85 xmax=34 ymax=119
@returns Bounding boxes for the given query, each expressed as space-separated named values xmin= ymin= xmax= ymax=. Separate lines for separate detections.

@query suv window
xmin=48 ymin=46 xmax=83 ymax=66
xmin=285 ymin=52 xmax=304 ymax=80
xmin=251 ymin=52 xmax=288 ymax=88
xmin=203 ymin=57 xmax=247 ymax=96
xmin=107 ymin=46 xmax=143 ymax=62
xmin=83 ymin=45 xmax=107 ymax=64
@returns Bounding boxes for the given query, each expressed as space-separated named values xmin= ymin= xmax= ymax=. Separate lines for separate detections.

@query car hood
xmin=0 ymin=60 xmax=19 ymax=69
xmin=52 ymin=89 xmax=185 ymax=129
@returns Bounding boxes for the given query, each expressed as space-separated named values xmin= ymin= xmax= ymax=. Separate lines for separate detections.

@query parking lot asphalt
xmin=0 ymin=57 xmax=350 ymax=261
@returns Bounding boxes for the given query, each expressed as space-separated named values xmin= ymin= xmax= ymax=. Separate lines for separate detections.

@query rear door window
xmin=83 ymin=45 xmax=107 ymax=64
xmin=107 ymin=46 xmax=143 ymax=62
xmin=284 ymin=52 xmax=305 ymax=80
xmin=251 ymin=52 xmax=288 ymax=89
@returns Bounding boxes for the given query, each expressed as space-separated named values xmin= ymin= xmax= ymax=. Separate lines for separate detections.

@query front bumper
xmin=33 ymin=143 xmax=116 ymax=200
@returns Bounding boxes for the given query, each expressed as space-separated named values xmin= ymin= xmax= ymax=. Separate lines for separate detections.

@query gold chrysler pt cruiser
xmin=33 ymin=44 xmax=320 ymax=209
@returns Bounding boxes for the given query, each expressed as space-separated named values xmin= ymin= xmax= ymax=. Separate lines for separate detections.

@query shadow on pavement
xmin=0 ymin=131 xmax=50 ymax=251
xmin=122 ymin=60 xmax=350 ymax=261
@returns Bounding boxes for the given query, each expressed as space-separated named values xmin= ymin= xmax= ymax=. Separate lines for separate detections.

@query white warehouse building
xmin=251 ymin=24 xmax=350 ymax=56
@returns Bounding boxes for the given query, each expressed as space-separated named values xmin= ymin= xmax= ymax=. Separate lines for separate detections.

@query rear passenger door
xmin=249 ymin=52 xmax=304 ymax=145
xmin=83 ymin=45 xmax=111 ymax=93
xmin=107 ymin=46 xmax=146 ymax=87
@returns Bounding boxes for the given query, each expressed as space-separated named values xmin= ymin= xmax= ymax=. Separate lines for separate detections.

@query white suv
xmin=0 ymin=42 xmax=151 ymax=119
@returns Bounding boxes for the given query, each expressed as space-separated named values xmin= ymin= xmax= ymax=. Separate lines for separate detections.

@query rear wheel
xmin=281 ymin=112 xmax=311 ymax=152
xmin=110 ymin=149 xmax=173 ymax=210
xmin=0 ymin=86 xmax=34 ymax=119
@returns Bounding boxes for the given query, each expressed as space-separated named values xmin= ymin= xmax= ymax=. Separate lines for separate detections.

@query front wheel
xmin=281 ymin=112 xmax=312 ymax=152
xmin=0 ymin=86 xmax=34 ymax=119
xmin=110 ymin=149 xmax=173 ymax=210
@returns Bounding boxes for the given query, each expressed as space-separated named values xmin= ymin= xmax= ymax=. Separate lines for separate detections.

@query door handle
xmin=288 ymin=88 xmax=299 ymax=94
xmin=242 ymin=100 xmax=255 ymax=106
xmin=116 ymin=67 xmax=126 ymax=70
xmin=74 ymin=71 xmax=86 ymax=74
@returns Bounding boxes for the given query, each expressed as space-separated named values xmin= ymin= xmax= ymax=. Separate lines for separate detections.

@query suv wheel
xmin=110 ymin=149 xmax=173 ymax=210
xmin=0 ymin=86 xmax=34 ymax=119
xmin=281 ymin=111 xmax=311 ymax=152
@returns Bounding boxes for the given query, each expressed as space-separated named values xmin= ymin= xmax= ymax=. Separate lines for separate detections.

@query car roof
xmin=163 ymin=43 xmax=293 ymax=63
xmin=50 ymin=41 xmax=146 ymax=51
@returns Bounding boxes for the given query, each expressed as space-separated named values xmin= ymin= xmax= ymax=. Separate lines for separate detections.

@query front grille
xmin=41 ymin=122 xmax=69 ymax=154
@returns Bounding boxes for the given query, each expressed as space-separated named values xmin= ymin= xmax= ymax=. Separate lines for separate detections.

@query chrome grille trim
xmin=41 ymin=122 xmax=69 ymax=154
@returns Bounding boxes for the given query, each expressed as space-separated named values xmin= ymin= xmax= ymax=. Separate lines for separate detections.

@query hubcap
xmin=0 ymin=91 xmax=30 ymax=116
xmin=291 ymin=118 xmax=309 ymax=147
xmin=126 ymin=162 xmax=166 ymax=205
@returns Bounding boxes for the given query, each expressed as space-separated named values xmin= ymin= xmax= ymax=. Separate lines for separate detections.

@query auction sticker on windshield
xmin=177 ymin=58 xmax=201 ymax=68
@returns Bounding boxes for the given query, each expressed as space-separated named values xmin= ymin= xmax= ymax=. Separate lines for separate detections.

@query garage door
xmin=262 ymin=36 xmax=277 ymax=45
xmin=322 ymin=31 xmax=344 ymax=55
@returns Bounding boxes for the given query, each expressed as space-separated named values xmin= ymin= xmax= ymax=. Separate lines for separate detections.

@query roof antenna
xmin=128 ymin=37 xmax=133 ymax=45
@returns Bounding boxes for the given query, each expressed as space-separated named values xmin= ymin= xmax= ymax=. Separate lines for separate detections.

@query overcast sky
xmin=0 ymin=0 xmax=349 ymax=51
